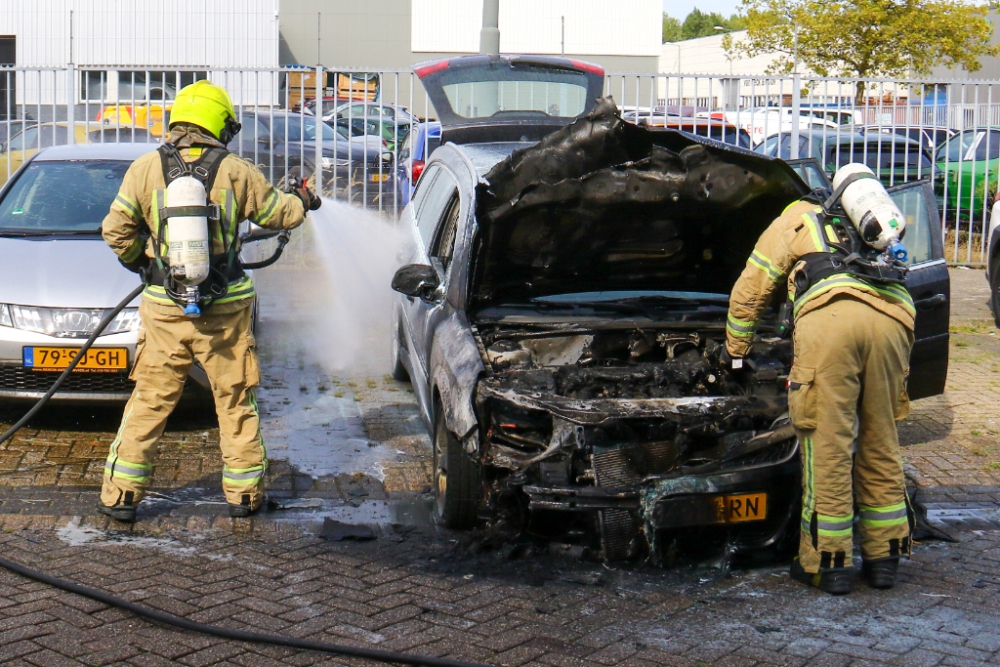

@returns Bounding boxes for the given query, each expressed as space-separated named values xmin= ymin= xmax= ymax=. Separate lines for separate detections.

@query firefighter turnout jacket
xmin=725 ymin=200 xmax=915 ymax=358
xmin=103 ymin=125 xmax=306 ymax=312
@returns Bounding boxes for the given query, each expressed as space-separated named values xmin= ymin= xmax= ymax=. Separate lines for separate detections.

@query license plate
xmin=23 ymin=346 xmax=128 ymax=373
xmin=370 ymin=173 xmax=389 ymax=182
xmin=711 ymin=493 xmax=767 ymax=523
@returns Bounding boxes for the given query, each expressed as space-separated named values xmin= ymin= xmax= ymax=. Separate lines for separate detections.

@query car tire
xmin=432 ymin=404 xmax=481 ymax=530
xmin=991 ymin=257 xmax=1000 ymax=329
xmin=390 ymin=316 xmax=409 ymax=382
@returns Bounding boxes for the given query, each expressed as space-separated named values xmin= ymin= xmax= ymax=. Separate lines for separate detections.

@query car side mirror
xmin=392 ymin=264 xmax=440 ymax=299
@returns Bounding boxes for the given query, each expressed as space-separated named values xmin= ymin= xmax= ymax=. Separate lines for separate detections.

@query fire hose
xmin=0 ymin=242 xmax=492 ymax=667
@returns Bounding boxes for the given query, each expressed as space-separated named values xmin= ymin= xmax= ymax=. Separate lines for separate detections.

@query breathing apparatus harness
xmin=777 ymin=172 xmax=909 ymax=336
xmin=148 ymin=143 xmax=238 ymax=315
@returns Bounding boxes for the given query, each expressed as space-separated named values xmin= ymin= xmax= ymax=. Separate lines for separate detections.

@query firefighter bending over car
xmin=99 ymin=81 xmax=321 ymax=522
xmin=725 ymin=164 xmax=916 ymax=595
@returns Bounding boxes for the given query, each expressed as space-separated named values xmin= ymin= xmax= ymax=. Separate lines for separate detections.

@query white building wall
xmin=0 ymin=0 xmax=279 ymax=106
xmin=411 ymin=0 xmax=660 ymax=57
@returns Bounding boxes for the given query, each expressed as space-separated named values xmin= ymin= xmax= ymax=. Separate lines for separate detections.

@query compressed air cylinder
xmin=165 ymin=176 xmax=211 ymax=286
xmin=832 ymin=163 xmax=907 ymax=261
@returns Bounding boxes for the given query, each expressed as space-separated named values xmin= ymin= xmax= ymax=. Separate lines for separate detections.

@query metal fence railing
xmin=607 ymin=73 xmax=1000 ymax=265
xmin=0 ymin=65 xmax=997 ymax=264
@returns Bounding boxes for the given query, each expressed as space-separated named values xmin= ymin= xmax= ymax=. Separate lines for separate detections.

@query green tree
xmin=663 ymin=12 xmax=682 ymax=42
xmin=679 ymin=9 xmax=747 ymax=40
xmin=728 ymin=0 xmax=999 ymax=104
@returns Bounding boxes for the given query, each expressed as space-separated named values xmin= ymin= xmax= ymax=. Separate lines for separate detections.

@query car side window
xmin=398 ymin=131 xmax=412 ymax=161
xmin=415 ymin=169 xmax=457 ymax=251
xmin=889 ymin=185 xmax=934 ymax=265
xmin=410 ymin=161 xmax=438 ymax=201
xmin=430 ymin=194 xmax=461 ymax=273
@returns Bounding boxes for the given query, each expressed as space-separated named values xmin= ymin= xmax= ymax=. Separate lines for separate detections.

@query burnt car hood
xmin=469 ymin=98 xmax=811 ymax=313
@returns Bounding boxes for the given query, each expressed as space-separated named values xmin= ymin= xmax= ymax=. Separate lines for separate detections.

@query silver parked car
xmin=0 ymin=143 xmax=208 ymax=402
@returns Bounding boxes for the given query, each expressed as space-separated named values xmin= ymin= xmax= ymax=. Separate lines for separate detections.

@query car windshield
xmin=270 ymin=115 xmax=341 ymax=142
xmin=0 ymin=160 xmax=129 ymax=233
xmin=441 ymin=66 xmax=590 ymax=119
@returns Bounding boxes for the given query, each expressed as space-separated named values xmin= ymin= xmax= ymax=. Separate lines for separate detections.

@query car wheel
xmin=432 ymin=404 xmax=481 ymax=529
xmin=390 ymin=317 xmax=409 ymax=382
xmin=991 ymin=258 xmax=1000 ymax=329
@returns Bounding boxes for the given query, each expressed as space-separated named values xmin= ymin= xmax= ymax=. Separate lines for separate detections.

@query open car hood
xmin=469 ymin=98 xmax=811 ymax=312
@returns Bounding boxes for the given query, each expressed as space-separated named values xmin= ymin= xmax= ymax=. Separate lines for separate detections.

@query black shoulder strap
xmin=158 ymin=144 xmax=190 ymax=185
xmin=158 ymin=144 xmax=229 ymax=192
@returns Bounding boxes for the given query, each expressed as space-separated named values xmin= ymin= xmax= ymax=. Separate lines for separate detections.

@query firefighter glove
xmin=288 ymin=176 xmax=321 ymax=211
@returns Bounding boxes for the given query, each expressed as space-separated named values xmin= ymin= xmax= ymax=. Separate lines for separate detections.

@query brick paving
xmin=0 ymin=266 xmax=996 ymax=666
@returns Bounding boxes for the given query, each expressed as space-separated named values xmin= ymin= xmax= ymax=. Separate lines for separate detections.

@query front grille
xmin=592 ymin=441 xmax=679 ymax=487
xmin=0 ymin=366 xmax=134 ymax=394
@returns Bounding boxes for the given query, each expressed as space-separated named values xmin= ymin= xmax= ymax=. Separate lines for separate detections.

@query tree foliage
xmin=662 ymin=13 xmax=681 ymax=42
xmin=662 ymin=8 xmax=746 ymax=42
xmin=729 ymin=1 xmax=998 ymax=91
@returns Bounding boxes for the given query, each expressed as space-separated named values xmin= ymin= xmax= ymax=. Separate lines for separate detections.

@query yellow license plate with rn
xmin=370 ymin=173 xmax=389 ymax=182
xmin=711 ymin=492 xmax=767 ymax=523
xmin=24 ymin=346 xmax=128 ymax=373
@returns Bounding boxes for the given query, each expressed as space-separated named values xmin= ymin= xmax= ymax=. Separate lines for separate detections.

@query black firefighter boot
xmin=862 ymin=558 xmax=900 ymax=589
xmin=228 ymin=493 xmax=263 ymax=518
xmin=790 ymin=558 xmax=853 ymax=595
xmin=97 ymin=491 xmax=137 ymax=523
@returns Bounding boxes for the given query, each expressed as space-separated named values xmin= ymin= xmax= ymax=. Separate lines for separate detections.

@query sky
xmin=662 ymin=0 xmax=743 ymax=19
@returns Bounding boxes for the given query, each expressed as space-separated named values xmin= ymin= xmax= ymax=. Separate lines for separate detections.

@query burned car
xmin=392 ymin=88 xmax=949 ymax=562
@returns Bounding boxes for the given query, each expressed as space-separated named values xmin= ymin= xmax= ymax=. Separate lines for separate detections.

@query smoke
xmin=257 ymin=200 xmax=409 ymax=375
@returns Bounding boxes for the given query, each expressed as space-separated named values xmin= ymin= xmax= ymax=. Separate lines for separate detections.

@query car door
xmin=400 ymin=165 xmax=457 ymax=411
xmin=888 ymin=180 xmax=950 ymax=399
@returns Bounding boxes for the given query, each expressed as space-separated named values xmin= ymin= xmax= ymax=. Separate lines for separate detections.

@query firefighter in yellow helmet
xmin=99 ymin=80 xmax=321 ymax=522
xmin=725 ymin=165 xmax=915 ymax=595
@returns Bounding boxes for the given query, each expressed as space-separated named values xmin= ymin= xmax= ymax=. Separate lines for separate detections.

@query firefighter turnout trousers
xmin=101 ymin=298 xmax=265 ymax=509
xmin=788 ymin=295 xmax=915 ymax=573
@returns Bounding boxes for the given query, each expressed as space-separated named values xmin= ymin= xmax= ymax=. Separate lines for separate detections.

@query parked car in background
xmin=0 ymin=123 xmax=156 ymax=185
xmin=0 ymin=120 xmax=34 ymax=145
xmin=987 ymin=195 xmax=1000 ymax=325
xmin=862 ymin=125 xmax=955 ymax=156
xmin=623 ymin=112 xmax=751 ymax=148
xmin=706 ymin=108 xmax=841 ymax=145
xmin=754 ymin=129 xmax=935 ymax=185
xmin=934 ymin=127 xmax=1000 ymax=221
xmin=97 ymin=101 xmax=172 ymax=138
xmin=335 ymin=115 xmax=411 ymax=151
xmin=394 ymin=120 xmax=441 ymax=208
xmin=324 ymin=102 xmax=415 ymax=126
xmin=228 ymin=110 xmax=394 ymax=204
xmin=0 ymin=143 xmax=171 ymax=402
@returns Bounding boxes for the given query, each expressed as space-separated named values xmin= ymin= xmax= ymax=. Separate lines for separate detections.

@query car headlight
xmin=4 ymin=306 xmax=139 ymax=338
xmin=0 ymin=304 xmax=11 ymax=328
xmin=106 ymin=308 xmax=141 ymax=334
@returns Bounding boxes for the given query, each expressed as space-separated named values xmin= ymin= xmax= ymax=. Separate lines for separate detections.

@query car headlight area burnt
xmin=461 ymin=99 xmax=806 ymax=565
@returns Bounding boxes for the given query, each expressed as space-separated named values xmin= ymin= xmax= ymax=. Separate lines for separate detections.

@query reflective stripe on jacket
xmin=102 ymin=126 xmax=307 ymax=309
xmin=725 ymin=200 xmax=916 ymax=358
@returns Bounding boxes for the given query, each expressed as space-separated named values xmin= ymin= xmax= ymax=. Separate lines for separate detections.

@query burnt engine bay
xmin=471 ymin=325 xmax=799 ymax=561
